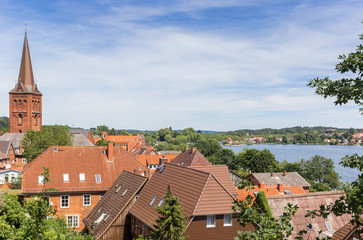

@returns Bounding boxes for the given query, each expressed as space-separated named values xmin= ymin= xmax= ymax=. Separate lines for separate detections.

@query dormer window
xmin=95 ymin=174 xmax=101 ymax=183
xmin=79 ymin=173 xmax=85 ymax=182
xmin=53 ymin=147 xmax=58 ymax=152
xmin=63 ymin=173 xmax=69 ymax=182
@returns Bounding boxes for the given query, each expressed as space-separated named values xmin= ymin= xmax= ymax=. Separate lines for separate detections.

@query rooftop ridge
xmin=266 ymin=190 xmax=345 ymax=199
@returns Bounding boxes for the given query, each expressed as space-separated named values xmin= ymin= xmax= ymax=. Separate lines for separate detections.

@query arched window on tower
xmin=34 ymin=114 xmax=38 ymax=126
xmin=18 ymin=114 xmax=23 ymax=126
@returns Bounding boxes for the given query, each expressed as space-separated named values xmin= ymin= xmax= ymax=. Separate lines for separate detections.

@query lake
xmin=224 ymin=144 xmax=362 ymax=183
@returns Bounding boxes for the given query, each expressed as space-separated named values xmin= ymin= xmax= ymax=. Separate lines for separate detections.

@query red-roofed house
xmin=22 ymin=143 xmax=150 ymax=231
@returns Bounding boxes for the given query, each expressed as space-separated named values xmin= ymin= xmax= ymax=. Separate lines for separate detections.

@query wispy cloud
xmin=0 ymin=0 xmax=362 ymax=130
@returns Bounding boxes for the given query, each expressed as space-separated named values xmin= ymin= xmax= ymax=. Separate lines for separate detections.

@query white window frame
xmin=83 ymin=194 xmax=91 ymax=206
xmin=22 ymin=158 xmax=27 ymax=163
xmin=95 ymin=174 xmax=101 ymax=183
xmin=223 ymin=214 xmax=233 ymax=227
xmin=79 ymin=173 xmax=85 ymax=182
xmin=206 ymin=215 xmax=216 ymax=228
xmin=63 ymin=173 xmax=69 ymax=182
xmin=38 ymin=175 xmax=44 ymax=185
xmin=60 ymin=195 xmax=69 ymax=208
xmin=66 ymin=215 xmax=79 ymax=228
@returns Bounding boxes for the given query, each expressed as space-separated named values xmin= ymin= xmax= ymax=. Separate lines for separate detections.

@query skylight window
xmin=158 ymin=199 xmax=164 ymax=207
xmin=325 ymin=222 xmax=334 ymax=233
xmin=95 ymin=213 xmax=106 ymax=225
xmin=116 ymin=186 xmax=122 ymax=192
xmin=95 ymin=174 xmax=101 ymax=183
xmin=160 ymin=166 xmax=165 ymax=173
xmin=284 ymin=190 xmax=292 ymax=195
xmin=122 ymin=189 xmax=128 ymax=196
xmin=149 ymin=195 xmax=157 ymax=206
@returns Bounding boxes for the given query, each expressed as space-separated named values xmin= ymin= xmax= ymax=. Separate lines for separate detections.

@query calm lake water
xmin=224 ymin=144 xmax=362 ymax=183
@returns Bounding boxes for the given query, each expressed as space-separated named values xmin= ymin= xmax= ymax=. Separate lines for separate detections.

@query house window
xmin=206 ymin=215 xmax=216 ymax=228
xmin=100 ymin=193 xmax=104 ymax=199
xmin=67 ymin=215 xmax=79 ymax=228
xmin=83 ymin=194 xmax=91 ymax=206
xmin=224 ymin=214 xmax=232 ymax=227
xmin=149 ymin=195 xmax=157 ymax=206
xmin=95 ymin=174 xmax=101 ymax=183
xmin=38 ymin=175 xmax=44 ymax=185
xmin=79 ymin=173 xmax=85 ymax=182
xmin=22 ymin=158 xmax=27 ymax=163
xmin=63 ymin=173 xmax=69 ymax=182
xmin=61 ymin=195 xmax=69 ymax=208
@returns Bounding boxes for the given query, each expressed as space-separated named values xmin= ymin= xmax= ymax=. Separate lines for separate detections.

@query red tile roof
xmin=22 ymin=145 xmax=149 ymax=194
xmin=170 ymin=148 xmax=211 ymax=166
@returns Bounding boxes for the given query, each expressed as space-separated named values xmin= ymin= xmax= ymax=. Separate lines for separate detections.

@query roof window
xmin=79 ymin=173 xmax=85 ymax=182
xmin=306 ymin=223 xmax=313 ymax=232
xmin=122 ymin=189 xmax=128 ymax=196
xmin=158 ymin=198 xmax=164 ymax=207
xmin=95 ymin=174 xmax=102 ymax=183
xmin=53 ymin=147 xmax=58 ymax=152
xmin=95 ymin=213 xmax=106 ymax=225
xmin=283 ymin=190 xmax=292 ymax=195
xmin=104 ymin=214 xmax=110 ymax=222
xmin=63 ymin=173 xmax=69 ymax=182
xmin=325 ymin=222 xmax=334 ymax=233
xmin=149 ymin=195 xmax=157 ymax=206
xmin=160 ymin=166 xmax=165 ymax=173
xmin=101 ymin=150 xmax=105 ymax=154
xmin=116 ymin=186 xmax=122 ymax=192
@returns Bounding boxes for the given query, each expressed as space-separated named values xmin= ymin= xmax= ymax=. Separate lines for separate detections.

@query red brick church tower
xmin=9 ymin=30 xmax=42 ymax=133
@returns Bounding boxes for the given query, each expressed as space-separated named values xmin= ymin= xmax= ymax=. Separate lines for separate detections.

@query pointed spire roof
xmin=9 ymin=30 xmax=41 ymax=95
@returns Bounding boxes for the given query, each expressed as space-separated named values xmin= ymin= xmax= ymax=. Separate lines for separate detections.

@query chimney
xmin=185 ymin=147 xmax=189 ymax=151
xmin=283 ymin=170 xmax=287 ymax=177
xmin=159 ymin=157 xmax=168 ymax=165
xmin=107 ymin=142 xmax=114 ymax=161
xmin=259 ymin=183 xmax=265 ymax=188
xmin=277 ymin=184 xmax=283 ymax=193
xmin=270 ymin=172 xmax=274 ymax=177
xmin=191 ymin=147 xmax=197 ymax=153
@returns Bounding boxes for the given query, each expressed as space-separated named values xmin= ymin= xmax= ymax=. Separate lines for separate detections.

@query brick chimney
xmin=277 ymin=184 xmax=283 ymax=193
xmin=270 ymin=172 xmax=274 ymax=177
xmin=185 ymin=147 xmax=189 ymax=151
xmin=259 ymin=183 xmax=265 ymax=188
xmin=191 ymin=147 xmax=197 ymax=153
xmin=283 ymin=170 xmax=287 ymax=177
xmin=107 ymin=142 xmax=114 ymax=161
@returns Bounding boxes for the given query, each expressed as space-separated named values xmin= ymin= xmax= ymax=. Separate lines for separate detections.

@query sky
xmin=0 ymin=0 xmax=362 ymax=131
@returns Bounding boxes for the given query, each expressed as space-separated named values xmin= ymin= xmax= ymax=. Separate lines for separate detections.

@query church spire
xmin=18 ymin=29 xmax=34 ymax=87
xmin=10 ymin=29 xmax=41 ymax=94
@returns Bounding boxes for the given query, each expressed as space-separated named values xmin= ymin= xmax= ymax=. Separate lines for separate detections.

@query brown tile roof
xmin=129 ymin=163 xmax=236 ymax=229
xmin=0 ymin=141 xmax=11 ymax=155
xmin=170 ymin=148 xmax=211 ymax=166
xmin=83 ymin=171 xmax=148 ymax=239
xmin=22 ymin=145 xmax=149 ymax=194
xmin=189 ymin=165 xmax=237 ymax=196
xmin=249 ymin=172 xmax=311 ymax=187
xmin=0 ymin=152 xmax=9 ymax=159
xmin=267 ymin=191 xmax=351 ymax=239
xmin=331 ymin=222 xmax=362 ymax=240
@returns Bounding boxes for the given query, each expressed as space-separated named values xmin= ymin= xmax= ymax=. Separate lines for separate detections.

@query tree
xmin=236 ymin=149 xmax=279 ymax=173
xmin=300 ymin=155 xmax=340 ymax=190
xmin=208 ymin=148 xmax=238 ymax=170
xmin=22 ymin=125 xmax=72 ymax=161
xmin=95 ymin=140 xmax=115 ymax=146
xmin=233 ymin=194 xmax=298 ymax=239
xmin=152 ymin=184 xmax=188 ymax=240
xmin=308 ymin=33 xmax=363 ymax=112
xmin=195 ymin=138 xmax=221 ymax=157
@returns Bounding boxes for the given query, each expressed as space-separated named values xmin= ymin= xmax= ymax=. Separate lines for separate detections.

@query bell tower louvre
xmin=9 ymin=30 xmax=42 ymax=133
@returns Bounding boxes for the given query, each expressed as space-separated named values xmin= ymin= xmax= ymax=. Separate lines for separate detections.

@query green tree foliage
xmin=236 ymin=149 xmax=279 ymax=173
xmin=152 ymin=184 xmax=188 ymax=240
xmin=208 ymin=148 xmax=238 ymax=170
xmin=0 ymin=194 xmax=94 ymax=240
xmin=0 ymin=116 xmax=9 ymax=132
xmin=233 ymin=194 xmax=298 ymax=239
xmin=300 ymin=155 xmax=340 ymax=190
xmin=22 ymin=125 xmax=72 ymax=161
xmin=95 ymin=140 xmax=115 ymax=146
xmin=195 ymin=138 xmax=221 ymax=157
xmin=253 ymin=191 xmax=272 ymax=218
xmin=308 ymin=33 xmax=363 ymax=111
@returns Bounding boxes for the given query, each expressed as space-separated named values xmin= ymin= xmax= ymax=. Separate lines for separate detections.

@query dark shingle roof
xmin=250 ymin=172 xmax=311 ymax=187
xmin=0 ymin=141 xmax=11 ymax=155
xmin=0 ymin=133 xmax=25 ymax=149
xmin=83 ymin=171 xmax=148 ymax=239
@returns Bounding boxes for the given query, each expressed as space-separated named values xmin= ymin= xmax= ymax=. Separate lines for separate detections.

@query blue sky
xmin=0 ymin=0 xmax=362 ymax=131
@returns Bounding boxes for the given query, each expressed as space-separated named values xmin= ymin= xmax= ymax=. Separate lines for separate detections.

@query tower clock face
xmin=18 ymin=100 xmax=22 ymax=105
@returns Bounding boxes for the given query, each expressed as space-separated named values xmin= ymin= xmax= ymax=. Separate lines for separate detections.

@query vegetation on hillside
xmin=0 ymin=116 xmax=9 ymax=133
